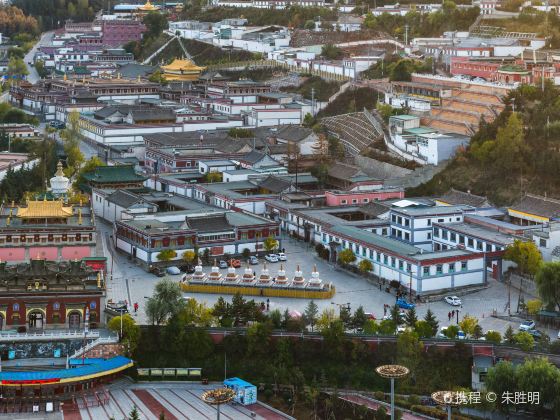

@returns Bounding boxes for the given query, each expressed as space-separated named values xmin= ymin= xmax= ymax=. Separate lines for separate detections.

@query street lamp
xmin=431 ymin=390 xmax=460 ymax=420
xmin=201 ymin=387 xmax=235 ymax=420
xmin=375 ymin=364 xmax=409 ymax=420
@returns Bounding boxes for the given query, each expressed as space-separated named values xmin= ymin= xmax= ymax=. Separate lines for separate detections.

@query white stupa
xmin=224 ymin=261 xmax=239 ymax=282
xmin=241 ymin=263 xmax=255 ymax=283
xmin=308 ymin=264 xmax=322 ymax=287
xmin=49 ymin=161 xmax=70 ymax=197
xmin=207 ymin=259 xmax=222 ymax=281
xmin=276 ymin=264 xmax=288 ymax=284
xmin=190 ymin=259 xmax=206 ymax=282
xmin=257 ymin=262 xmax=271 ymax=283
xmin=292 ymin=264 xmax=305 ymax=286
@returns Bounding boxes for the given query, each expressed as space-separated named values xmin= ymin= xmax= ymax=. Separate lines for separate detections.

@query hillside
xmin=407 ymin=82 xmax=560 ymax=205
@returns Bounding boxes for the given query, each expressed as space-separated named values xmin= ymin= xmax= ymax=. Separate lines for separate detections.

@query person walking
xmin=448 ymin=311 xmax=451 ymax=322
xmin=266 ymin=298 xmax=270 ymax=311
xmin=134 ymin=302 xmax=138 ymax=313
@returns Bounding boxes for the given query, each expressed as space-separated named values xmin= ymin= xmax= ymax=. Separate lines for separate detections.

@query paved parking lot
xmin=101 ymin=222 xmax=558 ymax=339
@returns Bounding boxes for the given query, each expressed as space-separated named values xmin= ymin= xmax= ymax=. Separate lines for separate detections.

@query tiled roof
xmin=275 ymin=125 xmax=313 ymax=142
xmin=186 ymin=214 xmax=231 ymax=233
xmin=82 ymin=165 xmax=147 ymax=184
xmin=437 ymin=188 xmax=491 ymax=208
xmin=360 ymin=201 xmax=391 ymax=217
xmin=328 ymin=162 xmax=365 ymax=180
xmin=17 ymin=200 xmax=73 ymax=218
xmin=256 ymin=175 xmax=292 ymax=193
xmin=509 ymin=194 xmax=560 ymax=219
xmin=106 ymin=190 xmax=144 ymax=208
xmin=129 ymin=108 xmax=175 ymax=122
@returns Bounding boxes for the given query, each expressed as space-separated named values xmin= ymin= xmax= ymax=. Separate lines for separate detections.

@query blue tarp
xmin=0 ymin=356 xmax=132 ymax=381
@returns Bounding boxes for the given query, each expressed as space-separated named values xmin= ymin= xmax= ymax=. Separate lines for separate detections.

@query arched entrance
xmin=28 ymin=310 xmax=46 ymax=330
xmin=68 ymin=311 xmax=82 ymax=329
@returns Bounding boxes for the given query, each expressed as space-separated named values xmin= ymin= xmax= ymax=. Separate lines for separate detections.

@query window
xmin=398 ymin=260 xmax=403 ymax=270
xmin=434 ymin=228 xmax=440 ymax=238
xmin=404 ymin=218 xmax=410 ymax=227
xmin=456 ymin=217 xmax=460 ymax=221
xmin=341 ymin=200 xmax=347 ymax=204
xmin=383 ymin=255 xmax=388 ymax=264
xmin=449 ymin=263 xmax=455 ymax=273
xmin=476 ymin=241 xmax=483 ymax=251
xmin=368 ymin=249 xmax=373 ymax=259
xmin=392 ymin=214 xmax=397 ymax=223
xmin=486 ymin=243 xmax=492 ymax=252
xmin=438 ymin=218 xmax=444 ymax=223
xmin=363 ymin=198 xmax=369 ymax=203
xmin=352 ymin=199 xmax=358 ymax=204
xmin=361 ymin=247 xmax=366 ymax=257
xmin=436 ymin=265 xmax=443 ymax=274
xmin=90 ymin=301 xmax=96 ymax=309
xmin=406 ymin=263 xmax=411 ymax=272
xmin=391 ymin=257 xmax=395 ymax=267
xmin=459 ymin=235 xmax=465 ymax=244
xmin=382 ymin=228 xmax=387 ymax=236
xmin=376 ymin=252 xmax=381 ymax=262
xmin=427 ymin=219 xmax=432 ymax=226
xmin=540 ymin=238 xmax=547 ymax=247
xmin=53 ymin=302 xmax=60 ymax=310
xmin=423 ymin=266 xmax=430 ymax=276
xmin=468 ymin=238 xmax=474 ymax=247
xmin=405 ymin=232 xmax=410 ymax=241
xmin=13 ymin=303 xmax=19 ymax=311
xmin=442 ymin=230 xmax=448 ymax=240
xmin=450 ymin=233 xmax=456 ymax=242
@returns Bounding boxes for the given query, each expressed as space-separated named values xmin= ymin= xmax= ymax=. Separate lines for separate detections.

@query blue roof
xmin=0 ymin=356 xmax=132 ymax=382
xmin=224 ymin=377 xmax=255 ymax=388
xmin=69 ymin=358 xmax=106 ymax=366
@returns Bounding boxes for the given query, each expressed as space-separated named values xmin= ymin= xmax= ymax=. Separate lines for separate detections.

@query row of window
xmin=340 ymin=198 xmax=371 ymax=205
xmin=0 ymin=234 xmax=92 ymax=244
xmin=11 ymin=301 xmax=96 ymax=311
xmin=434 ymin=227 xmax=503 ymax=252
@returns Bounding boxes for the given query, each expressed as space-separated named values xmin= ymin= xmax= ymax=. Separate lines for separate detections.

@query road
xmin=24 ymin=31 xmax=55 ymax=84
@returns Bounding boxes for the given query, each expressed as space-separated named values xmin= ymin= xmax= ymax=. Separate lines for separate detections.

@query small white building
xmin=247 ymin=108 xmax=302 ymax=127
xmin=198 ymin=159 xmax=237 ymax=174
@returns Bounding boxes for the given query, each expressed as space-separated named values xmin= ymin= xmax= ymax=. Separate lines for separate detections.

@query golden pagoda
xmin=161 ymin=58 xmax=206 ymax=81
xmin=139 ymin=0 xmax=160 ymax=12
xmin=17 ymin=200 xmax=73 ymax=219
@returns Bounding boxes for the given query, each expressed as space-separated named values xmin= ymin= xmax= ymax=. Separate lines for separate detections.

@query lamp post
xmin=432 ymin=390 xmax=460 ymax=420
xmin=375 ymin=364 xmax=409 ymax=420
xmin=201 ymin=387 xmax=235 ymax=420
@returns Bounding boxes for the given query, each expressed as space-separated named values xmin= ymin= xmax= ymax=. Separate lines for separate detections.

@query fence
xmin=0 ymin=330 xmax=100 ymax=342
xmin=137 ymin=367 xmax=202 ymax=379
xmin=181 ymin=282 xmax=335 ymax=299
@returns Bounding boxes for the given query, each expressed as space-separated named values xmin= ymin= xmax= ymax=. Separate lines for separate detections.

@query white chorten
xmin=49 ymin=161 xmax=70 ymax=196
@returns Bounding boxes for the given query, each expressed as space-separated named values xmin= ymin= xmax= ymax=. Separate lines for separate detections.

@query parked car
xmin=277 ymin=252 xmax=287 ymax=261
xmin=265 ymin=254 xmax=279 ymax=263
xmin=444 ymin=296 xmax=462 ymax=306
xmin=396 ymin=298 xmax=415 ymax=310
xmin=149 ymin=266 xmax=165 ymax=277
xmin=519 ymin=320 xmax=536 ymax=331
xmin=49 ymin=120 xmax=65 ymax=129
xmin=527 ymin=329 xmax=543 ymax=339
xmin=166 ymin=266 xmax=181 ymax=275
xmin=218 ymin=260 xmax=228 ymax=269
xmin=438 ymin=326 xmax=466 ymax=340
xmin=382 ymin=311 xmax=406 ymax=321
xmin=249 ymin=256 xmax=259 ymax=265
xmin=229 ymin=259 xmax=241 ymax=268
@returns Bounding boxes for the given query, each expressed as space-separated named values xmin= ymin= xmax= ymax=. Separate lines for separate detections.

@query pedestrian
xmin=134 ymin=302 xmax=138 ymax=313
xmin=379 ymin=282 xmax=382 ymax=291
xmin=384 ymin=305 xmax=387 ymax=316
xmin=254 ymin=271 xmax=256 ymax=277
xmin=448 ymin=311 xmax=451 ymax=321
xmin=266 ymin=298 xmax=270 ymax=311
xmin=452 ymin=310 xmax=455 ymax=318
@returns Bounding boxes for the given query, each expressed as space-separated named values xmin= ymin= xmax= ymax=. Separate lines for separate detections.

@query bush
xmin=374 ymin=391 xmax=386 ymax=401
xmin=242 ymin=248 xmax=251 ymax=259
xmin=315 ymin=243 xmax=325 ymax=255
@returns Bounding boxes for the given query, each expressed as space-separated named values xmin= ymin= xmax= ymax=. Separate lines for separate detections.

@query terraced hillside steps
xmin=321 ymin=111 xmax=384 ymax=155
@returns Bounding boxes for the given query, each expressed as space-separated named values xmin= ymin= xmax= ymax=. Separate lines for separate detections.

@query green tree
xmin=321 ymin=44 xmax=342 ymax=60
xmin=517 ymin=357 xmax=560 ymax=416
xmin=358 ymin=259 xmax=373 ymax=273
xmin=353 ymin=306 xmax=367 ymax=330
xmin=263 ymin=235 xmax=279 ymax=252
xmin=390 ymin=304 xmax=403 ymax=326
xmin=363 ymin=319 xmax=378 ymax=335
xmin=60 ymin=111 xmax=84 ymax=177
xmin=143 ymin=11 xmax=168 ymax=39
xmin=404 ymin=307 xmax=417 ymax=327
xmin=145 ymin=278 xmax=185 ymax=325
xmin=504 ymin=239 xmax=543 ymax=277
xmin=396 ymin=330 xmax=423 ymax=376
xmin=389 ymin=59 xmax=413 ymax=81
xmin=485 ymin=361 xmax=518 ymax=413
xmin=485 ymin=330 xmax=502 ymax=343
xmin=472 ymin=324 xmax=484 ymax=339
xmin=247 ymin=322 xmax=272 ymax=358
xmin=129 ymin=406 xmax=140 ymax=420
xmin=178 ymin=297 xmax=214 ymax=327
xmin=7 ymin=55 xmax=28 ymax=79
xmin=514 ymin=331 xmax=535 ymax=351
xmin=526 ymin=298 xmax=543 ymax=315
xmin=414 ymin=320 xmax=432 ymax=338
xmin=303 ymin=300 xmax=319 ymax=331
xmin=378 ymin=319 xmax=396 ymax=335
xmin=504 ymin=325 xmax=515 ymax=344
xmin=74 ymin=156 xmax=103 ymax=190
xmin=459 ymin=315 xmax=478 ymax=337
xmin=535 ymin=262 xmax=560 ymax=311
xmin=423 ymin=309 xmax=439 ymax=337
xmin=304 ymin=19 xmax=315 ymax=29
xmin=444 ymin=325 xmax=459 ymax=339
xmin=157 ymin=249 xmax=177 ymax=262
xmin=337 ymin=248 xmax=356 ymax=265
xmin=321 ymin=319 xmax=345 ymax=359
xmin=492 ymin=113 xmax=528 ymax=175
xmin=108 ymin=314 xmax=140 ymax=355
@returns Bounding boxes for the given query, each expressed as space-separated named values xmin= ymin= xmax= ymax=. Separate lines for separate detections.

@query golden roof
xmin=17 ymin=200 xmax=74 ymax=219
xmin=161 ymin=58 xmax=206 ymax=72
xmin=139 ymin=0 xmax=159 ymax=11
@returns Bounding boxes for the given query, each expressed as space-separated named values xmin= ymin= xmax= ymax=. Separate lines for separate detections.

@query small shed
xmin=223 ymin=377 xmax=257 ymax=405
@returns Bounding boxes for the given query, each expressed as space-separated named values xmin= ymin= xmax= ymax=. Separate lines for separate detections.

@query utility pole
xmin=311 ymin=87 xmax=315 ymax=117
xmin=404 ymin=24 xmax=409 ymax=46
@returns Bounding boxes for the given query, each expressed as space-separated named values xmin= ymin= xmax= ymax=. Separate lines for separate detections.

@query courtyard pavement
xmin=100 ymin=221 xmax=559 ymax=340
